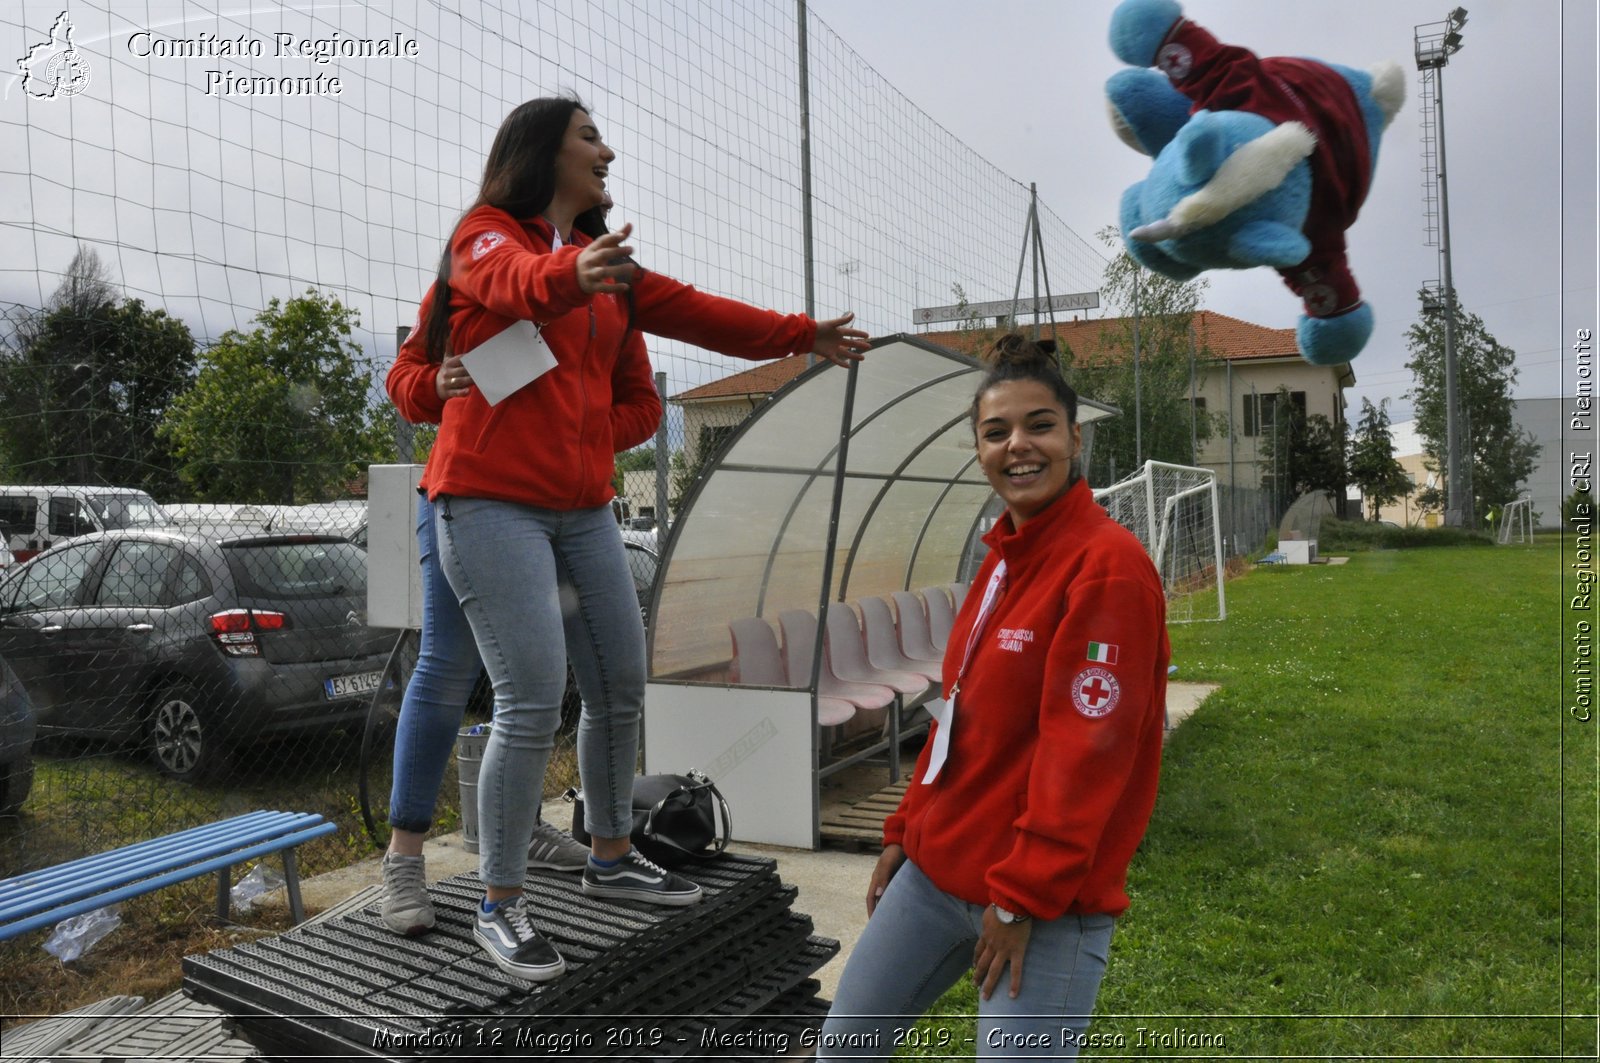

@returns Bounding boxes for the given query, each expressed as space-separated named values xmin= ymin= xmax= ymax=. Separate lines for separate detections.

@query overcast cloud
xmin=2 ymin=0 xmax=1594 ymax=423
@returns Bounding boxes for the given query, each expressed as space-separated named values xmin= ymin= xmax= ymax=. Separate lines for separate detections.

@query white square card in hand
xmin=460 ymin=319 xmax=558 ymax=405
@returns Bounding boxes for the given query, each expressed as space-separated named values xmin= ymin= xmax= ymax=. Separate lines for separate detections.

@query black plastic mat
xmin=182 ymin=853 xmax=838 ymax=1061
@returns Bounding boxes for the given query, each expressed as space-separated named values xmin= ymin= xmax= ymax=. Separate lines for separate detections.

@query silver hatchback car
xmin=0 ymin=528 xmax=392 ymax=780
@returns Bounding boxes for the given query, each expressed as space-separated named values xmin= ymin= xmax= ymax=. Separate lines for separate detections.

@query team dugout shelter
xmin=643 ymin=334 xmax=1115 ymax=848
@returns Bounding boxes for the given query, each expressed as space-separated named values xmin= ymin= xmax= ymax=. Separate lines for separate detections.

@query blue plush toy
xmin=1106 ymin=0 xmax=1404 ymax=365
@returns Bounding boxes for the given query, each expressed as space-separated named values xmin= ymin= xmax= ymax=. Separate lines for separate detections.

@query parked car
xmin=0 ymin=527 xmax=393 ymax=781
xmin=623 ymin=537 xmax=659 ymax=624
xmin=0 ymin=485 xmax=171 ymax=563
xmin=0 ymin=654 xmax=36 ymax=815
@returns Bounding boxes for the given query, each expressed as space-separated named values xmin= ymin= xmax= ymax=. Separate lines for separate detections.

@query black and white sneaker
xmin=581 ymin=850 xmax=703 ymax=906
xmin=473 ymin=895 xmax=566 ymax=981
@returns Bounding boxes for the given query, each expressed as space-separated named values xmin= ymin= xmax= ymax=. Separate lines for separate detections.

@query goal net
xmin=1094 ymin=461 xmax=1226 ymax=623
xmin=1497 ymin=496 xmax=1534 ymax=545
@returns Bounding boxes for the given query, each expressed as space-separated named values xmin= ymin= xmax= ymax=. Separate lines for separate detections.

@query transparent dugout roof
xmin=648 ymin=334 xmax=1115 ymax=684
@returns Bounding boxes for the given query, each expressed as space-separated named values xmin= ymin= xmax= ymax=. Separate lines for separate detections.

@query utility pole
xmin=394 ymin=326 xmax=414 ymax=463
xmin=1132 ymin=267 xmax=1143 ymax=468
xmin=797 ymin=0 xmax=816 ymax=366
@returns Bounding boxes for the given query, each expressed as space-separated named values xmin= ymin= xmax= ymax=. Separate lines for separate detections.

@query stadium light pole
xmin=1416 ymin=7 xmax=1468 ymax=527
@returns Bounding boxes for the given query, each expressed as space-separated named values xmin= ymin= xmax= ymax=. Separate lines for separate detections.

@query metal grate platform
xmin=2 ymin=885 xmax=384 ymax=1062
xmin=182 ymin=853 xmax=837 ymax=1060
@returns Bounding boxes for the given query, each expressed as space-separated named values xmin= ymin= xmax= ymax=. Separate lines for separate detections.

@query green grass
xmin=0 ymin=696 xmax=558 ymax=1025
xmin=899 ymin=541 xmax=1593 ymax=1058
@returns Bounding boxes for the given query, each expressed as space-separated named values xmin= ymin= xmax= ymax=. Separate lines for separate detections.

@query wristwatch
xmin=992 ymin=903 xmax=1030 ymax=925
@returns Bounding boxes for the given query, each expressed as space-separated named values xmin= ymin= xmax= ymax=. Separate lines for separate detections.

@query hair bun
xmin=984 ymin=332 xmax=1058 ymax=372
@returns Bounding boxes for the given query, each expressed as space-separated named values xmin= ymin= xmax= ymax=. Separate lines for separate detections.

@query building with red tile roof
xmin=668 ymin=311 xmax=1357 ymax=504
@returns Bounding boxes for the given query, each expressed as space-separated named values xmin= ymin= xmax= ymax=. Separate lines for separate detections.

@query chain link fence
xmin=0 ymin=0 xmax=1115 ymax=883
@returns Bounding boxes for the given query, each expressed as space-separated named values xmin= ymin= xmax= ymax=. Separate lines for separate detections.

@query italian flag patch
xmin=1086 ymin=641 xmax=1119 ymax=665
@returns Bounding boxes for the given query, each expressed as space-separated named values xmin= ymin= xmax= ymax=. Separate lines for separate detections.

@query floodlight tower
xmin=1415 ymin=7 xmax=1469 ymax=527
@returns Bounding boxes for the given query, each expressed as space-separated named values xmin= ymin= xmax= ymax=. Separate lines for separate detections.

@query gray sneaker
xmin=527 ymin=819 xmax=589 ymax=872
xmin=474 ymin=894 xmax=565 ymax=982
xmin=581 ymin=850 xmax=702 ymax=906
xmin=379 ymin=852 xmax=435 ymax=936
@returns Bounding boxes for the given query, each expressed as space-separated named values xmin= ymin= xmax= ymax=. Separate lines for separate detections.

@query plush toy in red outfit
xmin=1107 ymin=0 xmax=1405 ymax=366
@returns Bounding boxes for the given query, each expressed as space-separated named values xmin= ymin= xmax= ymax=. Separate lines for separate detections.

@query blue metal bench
xmin=0 ymin=810 xmax=337 ymax=942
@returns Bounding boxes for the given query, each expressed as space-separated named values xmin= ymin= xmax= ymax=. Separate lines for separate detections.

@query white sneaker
xmin=379 ymin=853 xmax=435 ymax=936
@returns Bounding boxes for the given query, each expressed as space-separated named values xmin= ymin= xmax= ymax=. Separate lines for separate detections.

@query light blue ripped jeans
xmin=435 ymin=496 xmax=643 ymax=889
xmin=820 ymin=860 xmax=1115 ymax=1060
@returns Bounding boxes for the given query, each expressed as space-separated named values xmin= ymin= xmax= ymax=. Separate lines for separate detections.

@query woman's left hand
xmin=973 ymin=905 xmax=1033 ymax=1001
xmin=811 ymin=313 xmax=870 ymax=366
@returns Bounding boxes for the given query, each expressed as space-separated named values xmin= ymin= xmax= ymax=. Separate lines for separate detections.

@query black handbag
xmin=564 ymin=770 xmax=731 ymax=868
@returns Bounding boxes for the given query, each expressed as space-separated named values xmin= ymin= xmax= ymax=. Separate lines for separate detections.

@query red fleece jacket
xmin=1159 ymin=18 xmax=1374 ymax=319
xmin=883 ymin=479 xmax=1170 ymax=920
xmin=386 ymin=205 xmax=819 ymax=507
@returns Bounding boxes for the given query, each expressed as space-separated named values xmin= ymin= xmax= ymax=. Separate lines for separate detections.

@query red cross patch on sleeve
xmin=471 ymin=231 xmax=508 ymax=260
xmin=1071 ymin=666 xmax=1121 ymax=718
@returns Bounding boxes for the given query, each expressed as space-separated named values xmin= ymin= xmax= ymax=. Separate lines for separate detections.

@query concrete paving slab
xmin=1166 ymin=680 xmax=1219 ymax=729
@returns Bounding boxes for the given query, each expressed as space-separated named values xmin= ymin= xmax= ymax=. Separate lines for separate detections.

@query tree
xmin=49 ymin=246 xmax=117 ymax=315
xmin=0 ymin=246 xmax=196 ymax=494
xmin=612 ymin=444 xmax=658 ymax=497
xmin=668 ymin=448 xmax=696 ymax=513
xmin=367 ymin=403 xmax=437 ymax=466
xmin=1347 ymin=398 xmax=1413 ymax=521
xmin=1255 ymin=387 xmax=1346 ymax=512
xmin=1404 ymin=296 xmax=1540 ymax=525
xmin=160 ymin=290 xmax=382 ymax=504
xmin=1064 ymin=227 xmax=1220 ymax=484
xmin=944 ymin=283 xmax=1000 ymax=358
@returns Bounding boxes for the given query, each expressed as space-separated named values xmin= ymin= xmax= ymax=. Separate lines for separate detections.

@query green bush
xmin=1316 ymin=516 xmax=1495 ymax=551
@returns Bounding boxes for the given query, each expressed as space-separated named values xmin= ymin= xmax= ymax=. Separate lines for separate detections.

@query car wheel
xmin=148 ymin=682 xmax=227 ymax=781
xmin=0 ymin=757 xmax=33 ymax=816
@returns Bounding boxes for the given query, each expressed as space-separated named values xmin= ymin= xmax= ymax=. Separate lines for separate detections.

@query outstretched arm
xmin=809 ymin=313 xmax=870 ymax=366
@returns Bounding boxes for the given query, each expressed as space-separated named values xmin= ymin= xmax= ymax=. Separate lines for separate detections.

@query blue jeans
xmin=436 ymin=496 xmax=644 ymax=889
xmin=820 ymin=860 xmax=1115 ymax=1061
xmin=388 ymin=494 xmax=482 ymax=833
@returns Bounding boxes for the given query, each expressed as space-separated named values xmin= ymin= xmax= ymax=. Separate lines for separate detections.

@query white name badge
xmin=921 ymin=696 xmax=952 ymax=783
xmin=461 ymin=319 xmax=558 ymax=405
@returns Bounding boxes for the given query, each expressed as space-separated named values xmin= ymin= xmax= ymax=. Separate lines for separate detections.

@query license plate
xmin=324 ymin=670 xmax=382 ymax=700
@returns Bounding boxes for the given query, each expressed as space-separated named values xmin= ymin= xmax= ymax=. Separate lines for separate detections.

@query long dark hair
xmin=420 ymin=95 xmax=608 ymax=364
xmin=969 ymin=333 xmax=1079 ymax=431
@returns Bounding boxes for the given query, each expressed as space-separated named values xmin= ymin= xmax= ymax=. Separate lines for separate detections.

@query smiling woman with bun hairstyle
xmin=819 ymin=333 xmax=1170 ymax=1059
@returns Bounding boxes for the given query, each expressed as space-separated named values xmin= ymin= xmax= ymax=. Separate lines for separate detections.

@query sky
xmin=2 ymin=0 xmax=1594 ymax=429
xmin=807 ymin=0 xmax=1597 ymax=422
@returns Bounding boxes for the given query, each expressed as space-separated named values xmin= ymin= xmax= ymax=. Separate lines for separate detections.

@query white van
xmin=0 ymin=486 xmax=171 ymax=563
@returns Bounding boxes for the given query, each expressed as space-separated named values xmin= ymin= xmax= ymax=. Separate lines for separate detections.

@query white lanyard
xmin=922 ymin=560 xmax=1006 ymax=784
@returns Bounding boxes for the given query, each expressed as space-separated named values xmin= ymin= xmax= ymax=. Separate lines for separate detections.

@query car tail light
xmin=208 ymin=608 xmax=290 ymax=656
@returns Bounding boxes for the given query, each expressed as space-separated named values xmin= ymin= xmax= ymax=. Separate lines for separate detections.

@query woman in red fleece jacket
xmin=394 ymin=96 xmax=868 ymax=983
xmin=820 ymin=335 xmax=1169 ymax=1059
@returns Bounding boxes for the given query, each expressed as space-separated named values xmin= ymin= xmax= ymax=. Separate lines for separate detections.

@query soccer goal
xmin=1093 ymin=461 xmax=1227 ymax=623
xmin=1497 ymin=495 xmax=1534 ymax=545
